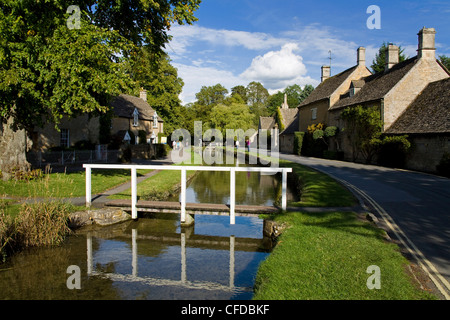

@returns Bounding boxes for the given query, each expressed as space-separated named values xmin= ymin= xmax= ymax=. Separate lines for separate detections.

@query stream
xmin=0 ymin=163 xmax=298 ymax=300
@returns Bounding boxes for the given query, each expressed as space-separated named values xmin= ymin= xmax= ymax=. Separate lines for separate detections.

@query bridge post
xmin=282 ymin=169 xmax=288 ymax=210
xmin=181 ymin=168 xmax=186 ymax=223
xmin=230 ymin=168 xmax=236 ymax=224
xmin=132 ymin=228 xmax=138 ymax=276
xmin=85 ymin=166 xmax=91 ymax=207
xmin=131 ymin=167 xmax=137 ymax=219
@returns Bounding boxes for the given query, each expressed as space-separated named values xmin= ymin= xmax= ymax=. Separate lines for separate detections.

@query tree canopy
xmin=439 ymin=55 xmax=450 ymax=71
xmin=0 ymin=0 xmax=201 ymax=131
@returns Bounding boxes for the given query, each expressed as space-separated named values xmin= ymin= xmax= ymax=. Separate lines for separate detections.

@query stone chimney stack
xmin=385 ymin=44 xmax=399 ymax=71
xmin=140 ymin=88 xmax=147 ymax=101
xmin=281 ymin=93 xmax=289 ymax=109
xmin=417 ymin=27 xmax=436 ymax=60
xmin=321 ymin=66 xmax=331 ymax=82
xmin=357 ymin=47 xmax=366 ymax=66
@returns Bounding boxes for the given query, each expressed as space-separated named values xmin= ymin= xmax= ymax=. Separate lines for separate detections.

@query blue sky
xmin=166 ymin=0 xmax=450 ymax=104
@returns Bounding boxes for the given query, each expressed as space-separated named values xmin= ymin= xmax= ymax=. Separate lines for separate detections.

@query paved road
xmin=279 ymin=153 xmax=450 ymax=299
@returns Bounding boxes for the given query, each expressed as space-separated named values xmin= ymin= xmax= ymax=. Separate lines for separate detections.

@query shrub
xmin=138 ymin=130 xmax=147 ymax=144
xmin=293 ymin=132 xmax=305 ymax=155
xmin=10 ymin=167 xmax=43 ymax=182
xmin=436 ymin=153 xmax=450 ymax=178
xmin=377 ymin=135 xmax=411 ymax=168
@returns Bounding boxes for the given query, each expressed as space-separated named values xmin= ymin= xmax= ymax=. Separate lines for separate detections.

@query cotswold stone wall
xmin=0 ymin=117 xmax=32 ymax=180
xmin=405 ymin=135 xmax=450 ymax=173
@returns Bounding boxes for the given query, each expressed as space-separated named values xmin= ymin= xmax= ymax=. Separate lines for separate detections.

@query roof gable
xmin=259 ymin=116 xmax=276 ymax=130
xmin=386 ymin=77 xmax=450 ymax=134
xmin=331 ymin=57 xmax=418 ymax=110
xmin=110 ymin=94 xmax=163 ymax=121
xmin=299 ymin=66 xmax=358 ymax=107
xmin=279 ymin=108 xmax=299 ymax=129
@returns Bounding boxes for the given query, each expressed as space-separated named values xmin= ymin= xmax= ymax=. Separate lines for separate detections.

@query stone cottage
xmin=328 ymin=27 xmax=449 ymax=165
xmin=31 ymin=90 xmax=164 ymax=151
xmin=278 ymin=94 xmax=300 ymax=153
xmin=257 ymin=94 xmax=299 ymax=152
xmin=385 ymin=77 xmax=450 ymax=173
xmin=297 ymin=47 xmax=372 ymax=132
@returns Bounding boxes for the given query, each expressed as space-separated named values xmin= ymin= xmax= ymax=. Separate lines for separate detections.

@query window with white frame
xmin=133 ymin=108 xmax=139 ymax=127
xmin=60 ymin=129 xmax=70 ymax=148
xmin=311 ymin=108 xmax=318 ymax=120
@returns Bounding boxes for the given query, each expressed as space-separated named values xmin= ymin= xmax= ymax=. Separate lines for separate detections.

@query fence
xmin=27 ymin=149 xmax=121 ymax=167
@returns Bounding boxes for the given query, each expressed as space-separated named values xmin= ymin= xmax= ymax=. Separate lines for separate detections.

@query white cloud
xmin=240 ymin=43 xmax=311 ymax=89
xmin=172 ymin=63 xmax=246 ymax=105
xmin=168 ymin=24 xmax=363 ymax=104
xmin=167 ymin=25 xmax=285 ymax=59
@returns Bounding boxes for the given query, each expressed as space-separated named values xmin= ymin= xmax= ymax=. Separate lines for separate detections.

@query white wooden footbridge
xmin=83 ymin=164 xmax=292 ymax=225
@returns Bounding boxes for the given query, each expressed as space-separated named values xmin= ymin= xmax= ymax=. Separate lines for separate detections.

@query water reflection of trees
xmin=188 ymin=171 xmax=280 ymax=206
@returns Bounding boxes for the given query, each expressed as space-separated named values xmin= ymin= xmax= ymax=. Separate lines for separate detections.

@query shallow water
xmin=0 ymin=214 xmax=270 ymax=300
xmin=0 ymin=168 xmax=296 ymax=300
xmin=168 ymin=169 xmax=298 ymax=206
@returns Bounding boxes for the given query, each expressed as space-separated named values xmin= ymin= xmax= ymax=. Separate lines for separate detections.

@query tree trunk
xmin=0 ymin=117 xmax=32 ymax=180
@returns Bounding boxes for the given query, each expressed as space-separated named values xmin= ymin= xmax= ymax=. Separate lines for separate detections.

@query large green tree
xmin=209 ymin=103 xmax=255 ymax=140
xmin=0 ymin=0 xmax=200 ymax=174
xmin=246 ymin=81 xmax=269 ymax=125
xmin=267 ymin=84 xmax=314 ymax=114
xmin=0 ymin=0 xmax=200 ymax=131
xmin=130 ymin=48 xmax=185 ymax=135
xmin=195 ymin=84 xmax=228 ymax=107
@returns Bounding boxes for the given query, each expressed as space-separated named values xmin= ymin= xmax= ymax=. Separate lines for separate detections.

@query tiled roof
xmin=110 ymin=94 xmax=163 ymax=121
xmin=259 ymin=116 xmax=276 ymax=130
xmin=298 ymin=66 xmax=357 ymax=107
xmin=386 ymin=77 xmax=450 ymax=134
xmin=331 ymin=57 xmax=418 ymax=110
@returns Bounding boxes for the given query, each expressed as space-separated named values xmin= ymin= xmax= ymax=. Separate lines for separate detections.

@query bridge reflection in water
xmin=86 ymin=222 xmax=271 ymax=295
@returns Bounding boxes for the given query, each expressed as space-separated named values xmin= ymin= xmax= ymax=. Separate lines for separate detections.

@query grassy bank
xmin=0 ymin=169 xmax=151 ymax=198
xmin=253 ymin=211 xmax=435 ymax=300
xmin=279 ymin=159 xmax=356 ymax=207
xmin=251 ymin=155 xmax=434 ymax=299
xmin=109 ymin=168 xmax=197 ymax=201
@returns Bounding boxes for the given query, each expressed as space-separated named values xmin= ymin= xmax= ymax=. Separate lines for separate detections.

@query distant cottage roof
xmin=331 ymin=57 xmax=418 ymax=110
xmin=280 ymin=112 xmax=299 ymax=135
xmin=299 ymin=66 xmax=357 ymax=107
xmin=110 ymin=94 xmax=163 ymax=121
xmin=279 ymin=108 xmax=299 ymax=130
xmin=386 ymin=77 xmax=450 ymax=134
xmin=259 ymin=116 xmax=276 ymax=130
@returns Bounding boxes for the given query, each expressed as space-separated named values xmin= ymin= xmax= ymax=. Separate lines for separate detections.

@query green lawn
xmin=0 ymin=169 xmax=151 ymax=199
xmin=253 ymin=211 xmax=435 ymax=300
xmin=280 ymin=159 xmax=356 ymax=207
xmin=0 ymin=200 xmax=22 ymax=218
xmin=109 ymin=168 xmax=197 ymax=201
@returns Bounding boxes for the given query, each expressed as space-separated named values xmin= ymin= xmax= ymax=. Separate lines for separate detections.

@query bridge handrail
xmin=83 ymin=164 xmax=292 ymax=224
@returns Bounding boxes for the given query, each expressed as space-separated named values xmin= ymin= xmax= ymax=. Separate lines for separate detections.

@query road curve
xmin=279 ymin=153 xmax=450 ymax=299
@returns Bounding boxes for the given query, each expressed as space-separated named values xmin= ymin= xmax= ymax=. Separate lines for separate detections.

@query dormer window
xmin=133 ymin=108 xmax=139 ymax=127
xmin=153 ymin=111 xmax=158 ymax=128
